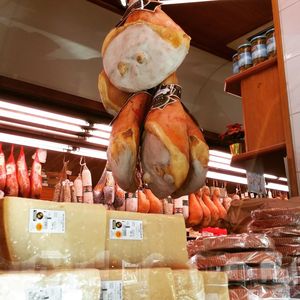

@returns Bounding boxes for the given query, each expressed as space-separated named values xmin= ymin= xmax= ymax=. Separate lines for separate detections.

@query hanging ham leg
xmin=107 ymin=92 xmax=151 ymax=192
xmin=172 ymin=112 xmax=209 ymax=198
xmin=0 ymin=143 xmax=6 ymax=191
xmin=212 ymin=187 xmax=227 ymax=220
xmin=141 ymin=82 xmax=190 ymax=198
xmin=202 ymin=186 xmax=219 ymax=226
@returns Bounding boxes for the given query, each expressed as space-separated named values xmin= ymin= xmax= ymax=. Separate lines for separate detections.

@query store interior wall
xmin=0 ymin=0 xmax=242 ymax=135
xmin=278 ymin=0 xmax=300 ymax=192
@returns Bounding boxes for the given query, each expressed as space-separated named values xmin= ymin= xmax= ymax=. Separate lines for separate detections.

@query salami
xmin=0 ymin=143 xmax=6 ymax=191
xmin=82 ymin=164 xmax=93 ymax=204
xmin=5 ymin=145 xmax=18 ymax=196
xmin=16 ymin=146 xmax=30 ymax=197
xmin=30 ymin=150 xmax=42 ymax=199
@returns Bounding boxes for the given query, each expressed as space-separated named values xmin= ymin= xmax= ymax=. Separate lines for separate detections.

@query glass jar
xmin=232 ymin=53 xmax=239 ymax=74
xmin=250 ymin=35 xmax=267 ymax=65
xmin=237 ymin=43 xmax=252 ymax=71
xmin=266 ymin=28 xmax=276 ymax=57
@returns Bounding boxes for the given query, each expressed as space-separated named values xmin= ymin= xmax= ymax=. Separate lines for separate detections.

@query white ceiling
xmin=0 ymin=0 xmax=242 ymax=134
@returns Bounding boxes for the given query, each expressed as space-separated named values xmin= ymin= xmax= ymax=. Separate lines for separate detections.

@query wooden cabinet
xmin=224 ymin=57 xmax=287 ymax=176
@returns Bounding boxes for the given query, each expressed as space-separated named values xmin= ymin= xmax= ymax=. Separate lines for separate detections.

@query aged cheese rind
xmin=100 ymin=268 xmax=176 ymax=300
xmin=105 ymin=210 xmax=188 ymax=268
xmin=0 ymin=197 xmax=107 ymax=269
xmin=172 ymin=269 xmax=205 ymax=299
xmin=201 ymin=271 xmax=230 ymax=300
xmin=0 ymin=269 xmax=101 ymax=300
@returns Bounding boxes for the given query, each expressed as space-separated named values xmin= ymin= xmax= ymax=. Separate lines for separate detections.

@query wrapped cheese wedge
xmin=142 ymin=82 xmax=190 ymax=198
xmin=102 ymin=3 xmax=190 ymax=92
xmin=107 ymin=92 xmax=151 ymax=192
xmin=172 ymin=112 xmax=209 ymax=198
xmin=98 ymin=70 xmax=131 ymax=116
xmin=0 ymin=269 xmax=101 ymax=300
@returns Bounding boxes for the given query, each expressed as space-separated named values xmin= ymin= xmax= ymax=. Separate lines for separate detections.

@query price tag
xmin=100 ymin=281 xmax=123 ymax=300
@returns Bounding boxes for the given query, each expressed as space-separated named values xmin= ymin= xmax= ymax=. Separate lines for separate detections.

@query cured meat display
xmin=101 ymin=2 xmax=190 ymax=92
xmin=4 ymin=145 xmax=18 ymax=197
xmin=16 ymin=146 xmax=30 ymax=198
xmin=0 ymin=143 xmax=6 ymax=191
xmin=100 ymin=1 xmax=209 ymax=199
xmin=30 ymin=150 xmax=42 ymax=199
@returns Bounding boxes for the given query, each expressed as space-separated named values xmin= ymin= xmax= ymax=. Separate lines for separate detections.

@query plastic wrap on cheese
xmin=0 ymin=197 xmax=106 ymax=269
xmin=0 ymin=269 xmax=101 ymax=300
xmin=105 ymin=210 xmax=188 ymax=269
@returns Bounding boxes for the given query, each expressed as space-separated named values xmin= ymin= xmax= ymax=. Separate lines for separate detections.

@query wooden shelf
xmin=231 ymin=142 xmax=287 ymax=176
xmin=224 ymin=57 xmax=277 ymax=97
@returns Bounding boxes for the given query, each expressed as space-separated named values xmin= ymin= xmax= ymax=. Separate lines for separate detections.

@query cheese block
xmin=0 ymin=197 xmax=107 ymax=269
xmin=99 ymin=268 xmax=176 ymax=300
xmin=105 ymin=210 xmax=188 ymax=268
xmin=172 ymin=269 xmax=205 ymax=299
xmin=201 ymin=271 xmax=230 ymax=300
xmin=0 ymin=269 xmax=101 ymax=300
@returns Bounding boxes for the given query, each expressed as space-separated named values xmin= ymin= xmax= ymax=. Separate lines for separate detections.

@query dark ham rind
xmin=30 ymin=150 xmax=42 ymax=199
xmin=229 ymin=284 xmax=290 ymax=300
xmin=195 ymin=251 xmax=282 ymax=269
xmin=0 ymin=143 xmax=6 ymax=191
xmin=251 ymin=207 xmax=300 ymax=220
xmin=226 ymin=267 xmax=289 ymax=283
xmin=16 ymin=146 xmax=30 ymax=198
xmin=4 ymin=145 xmax=18 ymax=196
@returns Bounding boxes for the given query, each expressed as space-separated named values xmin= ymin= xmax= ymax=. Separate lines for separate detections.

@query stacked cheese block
xmin=249 ymin=207 xmax=300 ymax=298
xmin=0 ymin=196 xmax=230 ymax=299
xmin=188 ymin=233 xmax=290 ymax=299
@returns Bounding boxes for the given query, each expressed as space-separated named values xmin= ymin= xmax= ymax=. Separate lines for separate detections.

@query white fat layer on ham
xmin=172 ymin=160 xmax=207 ymax=198
xmin=142 ymin=132 xmax=176 ymax=198
xmin=103 ymin=23 xmax=188 ymax=92
xmin=108 ymin=144 xmax=136 ymax=192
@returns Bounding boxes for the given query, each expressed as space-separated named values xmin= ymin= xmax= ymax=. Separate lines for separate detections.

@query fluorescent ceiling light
xmin=160 ymin=0 xmax=217 ymax=5
xmin=0 ymin=120 xmax=79 ymax=139
xmin=209 ymin=155 xmax=232 ymax=165
xmin=264 ymin=174 xmax=278 ymax=180
xmin=207 ymin=171 xmax=247 ymax=185
xmin=0 ymin=132 xmax=69 ymax=152
xmin=209 ymin=150 xmax=232 ymax=159
xmin=266 ymin=183 xmax=289 ymax=192
xmin=70 ymin=147 xmax=107 ymax=160
xmin=93 ymin=123 xmax=112 ymax=132
xmin=208 ymin=161 xmax=246 ymax=174
xmin=86 ymin=137 xmax=109 ymax=146
xmin=0 ymin=100 xmax=88 ymax=126
xmin=0 ymin=109 xmax=84 ymax=133
xmin=89 ymin=130 xmax=110 ymax=139
xmin=278 ymin=177 xmax=288 ymax=182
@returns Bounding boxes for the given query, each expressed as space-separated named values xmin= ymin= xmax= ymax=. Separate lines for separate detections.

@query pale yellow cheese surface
xmin=173 ymin=269 xmax=205 ymax=299
xmin=100 ymin=268 xmax=176 ymax=300
xmin=0 ymin=197 xmax=107 ymax=269
xmin=200 ymin=271 xmax=230 ymax=300
xmin=0 ymin=269 xmax=101 ymax=300
xmin=105 ymin=210 xmax=189 ymax=269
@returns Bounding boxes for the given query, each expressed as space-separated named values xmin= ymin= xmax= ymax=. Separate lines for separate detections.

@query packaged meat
xmin=200 ymin=233 xmax=275 ymax=253
xmin=16 ymin=146 xmax=30 ymax=198
xmin=108 ymin=92 xmax=151 ymax=192
xmin=229 ymin=284 xmax=290 ymax=300
xmin=142 ymin=82 xmax=190 ymax=198
xmin=251 ymin=206 xmax=300 ymax=220
xmin=102 ymin=2 xmax=190 ymax=92
xmin=187 ymin=237 xmax=206 ymax=258
xmin=276 ymin=244 xmax=300 ymax=256
xmin=5 ymin=145 xmax=19 ymax=197
xmin=226 ymin=267 xmax=289 ymax=284
xmin=249 ymin=215 xmax=300 ymax=230
xmin=0 ymin=143 xmax=6 ymax=191
xmin=194 ymin=251 xmax=282 ymax=269
xmin=82 ymin=164 xmax=93 ymax=204
xmin=30 ymin=150 xmax=42 ymax=199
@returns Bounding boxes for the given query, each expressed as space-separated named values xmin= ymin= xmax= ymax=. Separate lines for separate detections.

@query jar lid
xmin=250 ymin=35 xmax=266 ymax=42
xmin=238 ymin=43 xmax=251 ymax=49
xmin=266 ymin=28 xmax=275 ymax=35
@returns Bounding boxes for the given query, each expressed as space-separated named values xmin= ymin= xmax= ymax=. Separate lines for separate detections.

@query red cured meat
xmin=4 ymin=145 xmax=18 ymax=196
xmin=0 ymin=143 xmax=6 ymax=191
xmin=17 ymin=146 xmax=30 ymax=197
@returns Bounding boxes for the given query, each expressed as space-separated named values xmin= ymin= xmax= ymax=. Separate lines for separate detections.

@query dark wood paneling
xmin=89 ymin=0 xmax=273 ymax=60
